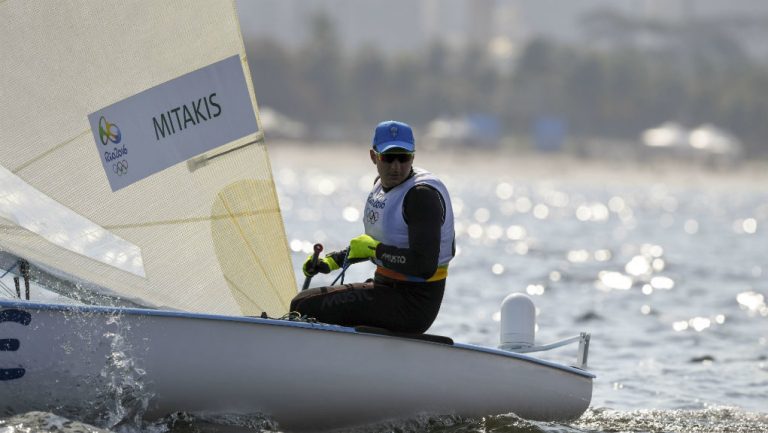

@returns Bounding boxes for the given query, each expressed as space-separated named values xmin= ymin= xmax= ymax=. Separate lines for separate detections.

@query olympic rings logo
xmin=98 ymin=116 xmax=122 ymax=146
xmin=366 ymin=209 xmax=379 ymax=224
xmin=113 ymin=159 xmax=128 ymax=176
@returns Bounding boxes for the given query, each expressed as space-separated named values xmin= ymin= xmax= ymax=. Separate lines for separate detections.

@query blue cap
xmin=372 ymin=120 xmax=415 ymax=153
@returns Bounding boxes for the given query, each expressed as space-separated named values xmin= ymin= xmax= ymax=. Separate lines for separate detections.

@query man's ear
xmin=370 ymin=149 xmax=378 ymax=164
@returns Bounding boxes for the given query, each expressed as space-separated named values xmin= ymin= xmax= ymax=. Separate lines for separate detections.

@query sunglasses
xmin=376 ymin=152 xmax=414 ymax=163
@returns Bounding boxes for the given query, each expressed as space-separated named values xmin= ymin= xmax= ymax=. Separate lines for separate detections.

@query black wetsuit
xmin=290 ymin=175 xmax=451 ymax=334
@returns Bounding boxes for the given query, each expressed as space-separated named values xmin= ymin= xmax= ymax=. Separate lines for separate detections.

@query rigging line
xmin=0 ymin=264 xmax=17 ymax=297
xmin=0 ymin=267 xmax=16 ymax=297
xmin=0 ymin=279 xmax=15 ymax=298
xmin=102 ymin=208 xmax=279 ymax=230
xmin=0 ymin=262 xmax=18 ymax=279
xmin=13 ymin=130 xmax=90 ymax=174
xmin=219 ymin=194 xmax=280 ymax=298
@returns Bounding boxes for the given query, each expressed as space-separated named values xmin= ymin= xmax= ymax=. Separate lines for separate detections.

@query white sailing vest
xmin=363 ymin=167 xmax=455 ymax=281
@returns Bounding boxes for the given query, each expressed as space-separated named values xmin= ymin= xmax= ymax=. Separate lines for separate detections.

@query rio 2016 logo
xmin=366 ymin=209 xmax=379 ymax=224
xmin=98 ymin=115 xmax=129 ymax=176
xmin=98 ymin=116 xmax=121 ymax=146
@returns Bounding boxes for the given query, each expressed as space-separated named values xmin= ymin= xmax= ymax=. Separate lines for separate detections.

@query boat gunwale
xmin=0 ymin=299 xmax=596 ymax=379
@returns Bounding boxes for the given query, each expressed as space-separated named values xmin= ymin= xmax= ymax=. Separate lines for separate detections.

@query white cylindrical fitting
xmin=499 ymin=293 xmax=535 ymax=350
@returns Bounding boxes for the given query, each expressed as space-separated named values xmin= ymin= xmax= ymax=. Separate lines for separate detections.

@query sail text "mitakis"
xmin=152 ymin=93 xmax=222 ymax=140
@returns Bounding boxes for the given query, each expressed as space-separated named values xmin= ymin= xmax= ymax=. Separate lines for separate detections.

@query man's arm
xmin=375 ymin=185 xmax=444 ymax=279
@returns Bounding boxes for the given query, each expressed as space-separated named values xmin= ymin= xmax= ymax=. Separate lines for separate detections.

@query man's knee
xmin=289 ymin=297 xmax=301 ymax=312
xmin=290 ymin=286 xmax=328 ymax=311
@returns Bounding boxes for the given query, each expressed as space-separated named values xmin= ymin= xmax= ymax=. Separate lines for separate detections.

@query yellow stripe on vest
xmin=375 ymin=264 xmax=448 ymax=282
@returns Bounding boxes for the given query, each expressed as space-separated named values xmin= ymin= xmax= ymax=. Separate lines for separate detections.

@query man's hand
xmin=302 ymin=254 xmax=340 ymax=277
xmin=348 ymin=234 xmax=381 ymax=260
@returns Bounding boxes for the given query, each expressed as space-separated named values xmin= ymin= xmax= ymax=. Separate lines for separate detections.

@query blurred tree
xmin=297 ymin=11 xmax=345 ymax=127
xmin=458 ymin=44 xmax=501 ymax=114
xmin=348 ymin=44 xmax=388 ymax=124
xmin=509 ymin=38 xmax=567 ymax=126
xmin=245 ymin=38 xmax=305 ymax=120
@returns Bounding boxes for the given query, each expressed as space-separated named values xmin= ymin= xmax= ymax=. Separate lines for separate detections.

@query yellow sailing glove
xmin=348 ymin=234 xmax=381 ymax=260
xmin=302 ymin=254 xmax=340 ymax=277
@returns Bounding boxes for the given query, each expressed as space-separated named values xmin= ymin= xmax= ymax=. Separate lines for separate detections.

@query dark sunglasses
xmin=376 ymin=152 xmax=414 ymax=163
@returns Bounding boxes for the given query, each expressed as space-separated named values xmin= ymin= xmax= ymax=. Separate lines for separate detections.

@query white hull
xmin=0 ymin=300 xmax=593 ymax=431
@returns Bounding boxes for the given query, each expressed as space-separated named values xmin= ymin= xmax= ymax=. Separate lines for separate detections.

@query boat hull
xmin=0 ymin=300 xmax=593 ymax=431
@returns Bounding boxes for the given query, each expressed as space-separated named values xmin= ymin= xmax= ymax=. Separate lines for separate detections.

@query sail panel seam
xmin=13 ymin=130 xmax=89 ymax=174
xmin=103 ymin=209 xmax=279 ymax=230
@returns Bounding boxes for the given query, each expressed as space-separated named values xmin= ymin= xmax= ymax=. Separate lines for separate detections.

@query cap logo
xmin=390 ymin=125 xmax=399 ymax=138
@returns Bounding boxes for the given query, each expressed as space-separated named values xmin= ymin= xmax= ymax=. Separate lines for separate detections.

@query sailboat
xmin=0 ymin=1 xmax=594 ymax=431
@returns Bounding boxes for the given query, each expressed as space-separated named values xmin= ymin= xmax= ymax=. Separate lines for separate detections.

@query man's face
xmin=370 ymin=149 xmax=414 ymax=189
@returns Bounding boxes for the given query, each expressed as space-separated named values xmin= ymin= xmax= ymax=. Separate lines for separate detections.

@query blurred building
xmin=423 ymin=114 xmax=502 ymax=150
xmin=640 ymin=122 xmax=744 ymax=166
xmin=259 ymin=107 xmax=307 ymax=140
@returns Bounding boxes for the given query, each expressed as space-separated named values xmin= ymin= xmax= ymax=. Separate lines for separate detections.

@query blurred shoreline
xmin=267 ymin=139 xmax=768 ymax=191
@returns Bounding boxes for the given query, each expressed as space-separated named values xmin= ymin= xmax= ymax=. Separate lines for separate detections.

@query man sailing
xmin=290 ymin=120 xmax=455 ymax=334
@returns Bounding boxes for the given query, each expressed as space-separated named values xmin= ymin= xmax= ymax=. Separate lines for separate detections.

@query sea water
xmin=1 ymin=142 xmax=766 ymax=432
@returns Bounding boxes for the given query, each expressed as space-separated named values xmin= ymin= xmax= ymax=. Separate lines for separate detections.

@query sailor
xmin=290 ymin=120 xmax=455 ymax=334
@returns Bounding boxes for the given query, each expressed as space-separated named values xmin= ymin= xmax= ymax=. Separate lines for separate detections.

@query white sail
xmin=0 ymin=0 xmax=296 ymax=315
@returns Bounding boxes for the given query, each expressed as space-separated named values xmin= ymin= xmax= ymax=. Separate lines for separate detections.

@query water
xmin=2 ymin=142 xmax=767 ymax=432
